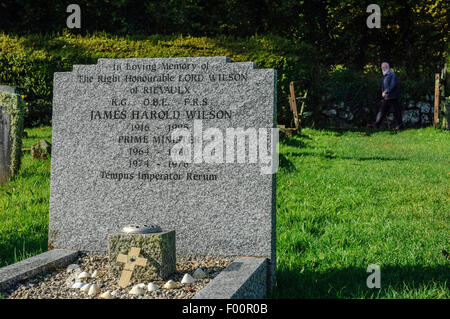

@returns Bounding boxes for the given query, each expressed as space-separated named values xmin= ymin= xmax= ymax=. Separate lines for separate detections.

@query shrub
xmin=0 ymin=32 xmax=317 ymax=127
xmin=0 ymin=32 xmax=436 ymax=128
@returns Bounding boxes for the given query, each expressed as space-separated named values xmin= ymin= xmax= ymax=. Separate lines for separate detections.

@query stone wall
xmin=320 ymin=94 xmax=437 ymax=128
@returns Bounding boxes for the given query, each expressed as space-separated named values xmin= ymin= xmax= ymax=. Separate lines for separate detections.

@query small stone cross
xmin=116 ymin=247 xmax=147 ymax=288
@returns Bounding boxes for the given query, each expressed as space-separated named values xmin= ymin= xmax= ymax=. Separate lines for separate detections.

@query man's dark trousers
xmin=374 ymin=98 xmax=403 ymax=128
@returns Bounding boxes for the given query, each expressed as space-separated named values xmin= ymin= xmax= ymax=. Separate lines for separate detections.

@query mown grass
xmin=0 ymin=126 xmax=51 ymax=267
xmin=0 ymin=126 xmax=448 ymax=298
xmin=272 ymin=127 xmax=449 ymax=298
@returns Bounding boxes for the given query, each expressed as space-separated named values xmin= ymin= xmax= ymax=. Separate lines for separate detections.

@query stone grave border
xmin=0 ymin=250 xmax=270 ymax=298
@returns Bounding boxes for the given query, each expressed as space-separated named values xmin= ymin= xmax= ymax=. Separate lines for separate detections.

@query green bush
xmin=0 ymin=32 xmax=318 ymax=127
xmin=0 ymin=1 xmax=446 ymax=81
xmin=321 ymin=68 xmax=380 ymax=125
xmin=0 ymin=32 xmax=436 ymax=128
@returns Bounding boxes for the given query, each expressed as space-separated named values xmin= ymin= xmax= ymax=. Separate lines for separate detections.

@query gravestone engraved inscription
xmin=49 ymin=57 xmax=277 ymax=279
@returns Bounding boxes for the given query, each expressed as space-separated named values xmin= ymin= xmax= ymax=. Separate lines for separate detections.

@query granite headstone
xmin=49 ymin=57 xmax=277 ymax=282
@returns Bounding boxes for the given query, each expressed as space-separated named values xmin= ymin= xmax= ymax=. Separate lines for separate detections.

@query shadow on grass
xmin=270 ymin=265 xmax=449 ymax=298
xmin=285 ymin=151 xmax=407 ymax=162
xmin=297 ymin=134 xmax=313 ymax=140
xmin=280 ymin=137 xmax=307 ymax=148
xmin=339 ymin=155 xmax=407 ymax=161
xmin=24 ymin=135 xmax=51 ymax=140
xmin=279 ymin=154 xmax=297 ymax=172
xmin=10 ymin=168 xmax=50 ymax=181
xmin=0 ymin=234 xmax=48 ymax=267
xmin=318 ymin=127 xmax=405 ymax=137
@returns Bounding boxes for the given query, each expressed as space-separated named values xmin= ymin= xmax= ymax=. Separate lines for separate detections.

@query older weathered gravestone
xmin=0 ymin=86 xmax=25 ymax=184
xmin=31 ymin=139 xmax=52 ymax=159
xmin=49 ymin=57 xmax=277 ymax=285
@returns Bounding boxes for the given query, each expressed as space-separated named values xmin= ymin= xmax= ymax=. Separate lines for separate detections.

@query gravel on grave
xmin=4 ymin=254 xmax=233 ymax=299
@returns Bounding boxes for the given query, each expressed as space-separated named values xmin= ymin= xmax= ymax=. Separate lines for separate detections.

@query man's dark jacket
xmin=381 ymin=69 xmax=400 ymax=100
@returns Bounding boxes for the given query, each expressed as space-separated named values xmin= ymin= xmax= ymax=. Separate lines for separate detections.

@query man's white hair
xmin=381 ymin=62 xmax=390 ymax=68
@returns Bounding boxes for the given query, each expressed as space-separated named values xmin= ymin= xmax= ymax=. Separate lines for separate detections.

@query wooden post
xmin=434 ymin=73 xmax=440 ymax=128
xmin=289 ymin=82 xmax=300 ymax=129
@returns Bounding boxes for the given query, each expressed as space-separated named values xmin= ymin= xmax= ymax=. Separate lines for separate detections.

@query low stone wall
xmin=0 ymin=249 xmax=79 ymax=291
xmin=321 ymin=96 xmax=437 ymax=128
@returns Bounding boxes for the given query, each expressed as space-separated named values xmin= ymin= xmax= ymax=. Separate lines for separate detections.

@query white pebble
xmin=163 ymin=280 xmax=178 ymax=289
xmin=129 ymin=285 xmax=145 ymax=296
xmin=181 ymin=273 xmax=195 ymax=284
xmin=65 ymin=271 xmax=81 ymax=288
xmin=88 ymin=284 xmax=100 ymax=296
xmin=78 ymin=272 xmax=91 ymax=280
xmin=71 ymin=282 xmax=85 ymax=289
xmin=147 ymin=283 xmax=159 ymax=291
xmin=80 ymin=283 xmax=91 ymax=293
xmin=192 ymin=268 xmax=206 ymax=279
xmin=98 ymin=291 xmax=113 ymax=299
xmin=66 ymin=264 xmax=81 ymax=273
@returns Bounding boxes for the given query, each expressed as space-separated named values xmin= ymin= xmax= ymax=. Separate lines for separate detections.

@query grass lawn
xmin=272 ymin=127 xmax=449 ymax=298
xmin=0 ymin=126 xmax=51 ymax=266
xmin=0 ymin=126 xmax=448 ymax=298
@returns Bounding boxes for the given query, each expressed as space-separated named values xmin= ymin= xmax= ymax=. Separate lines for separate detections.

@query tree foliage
xmin=0 ymin=1 xmax=447 ymax=74
xmin=0 ymin=1 xmax=447 ymax=127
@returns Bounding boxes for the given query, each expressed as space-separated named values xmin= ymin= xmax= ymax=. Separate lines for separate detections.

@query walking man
xmin=368 ymin=62 xmax=404 ymax=129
